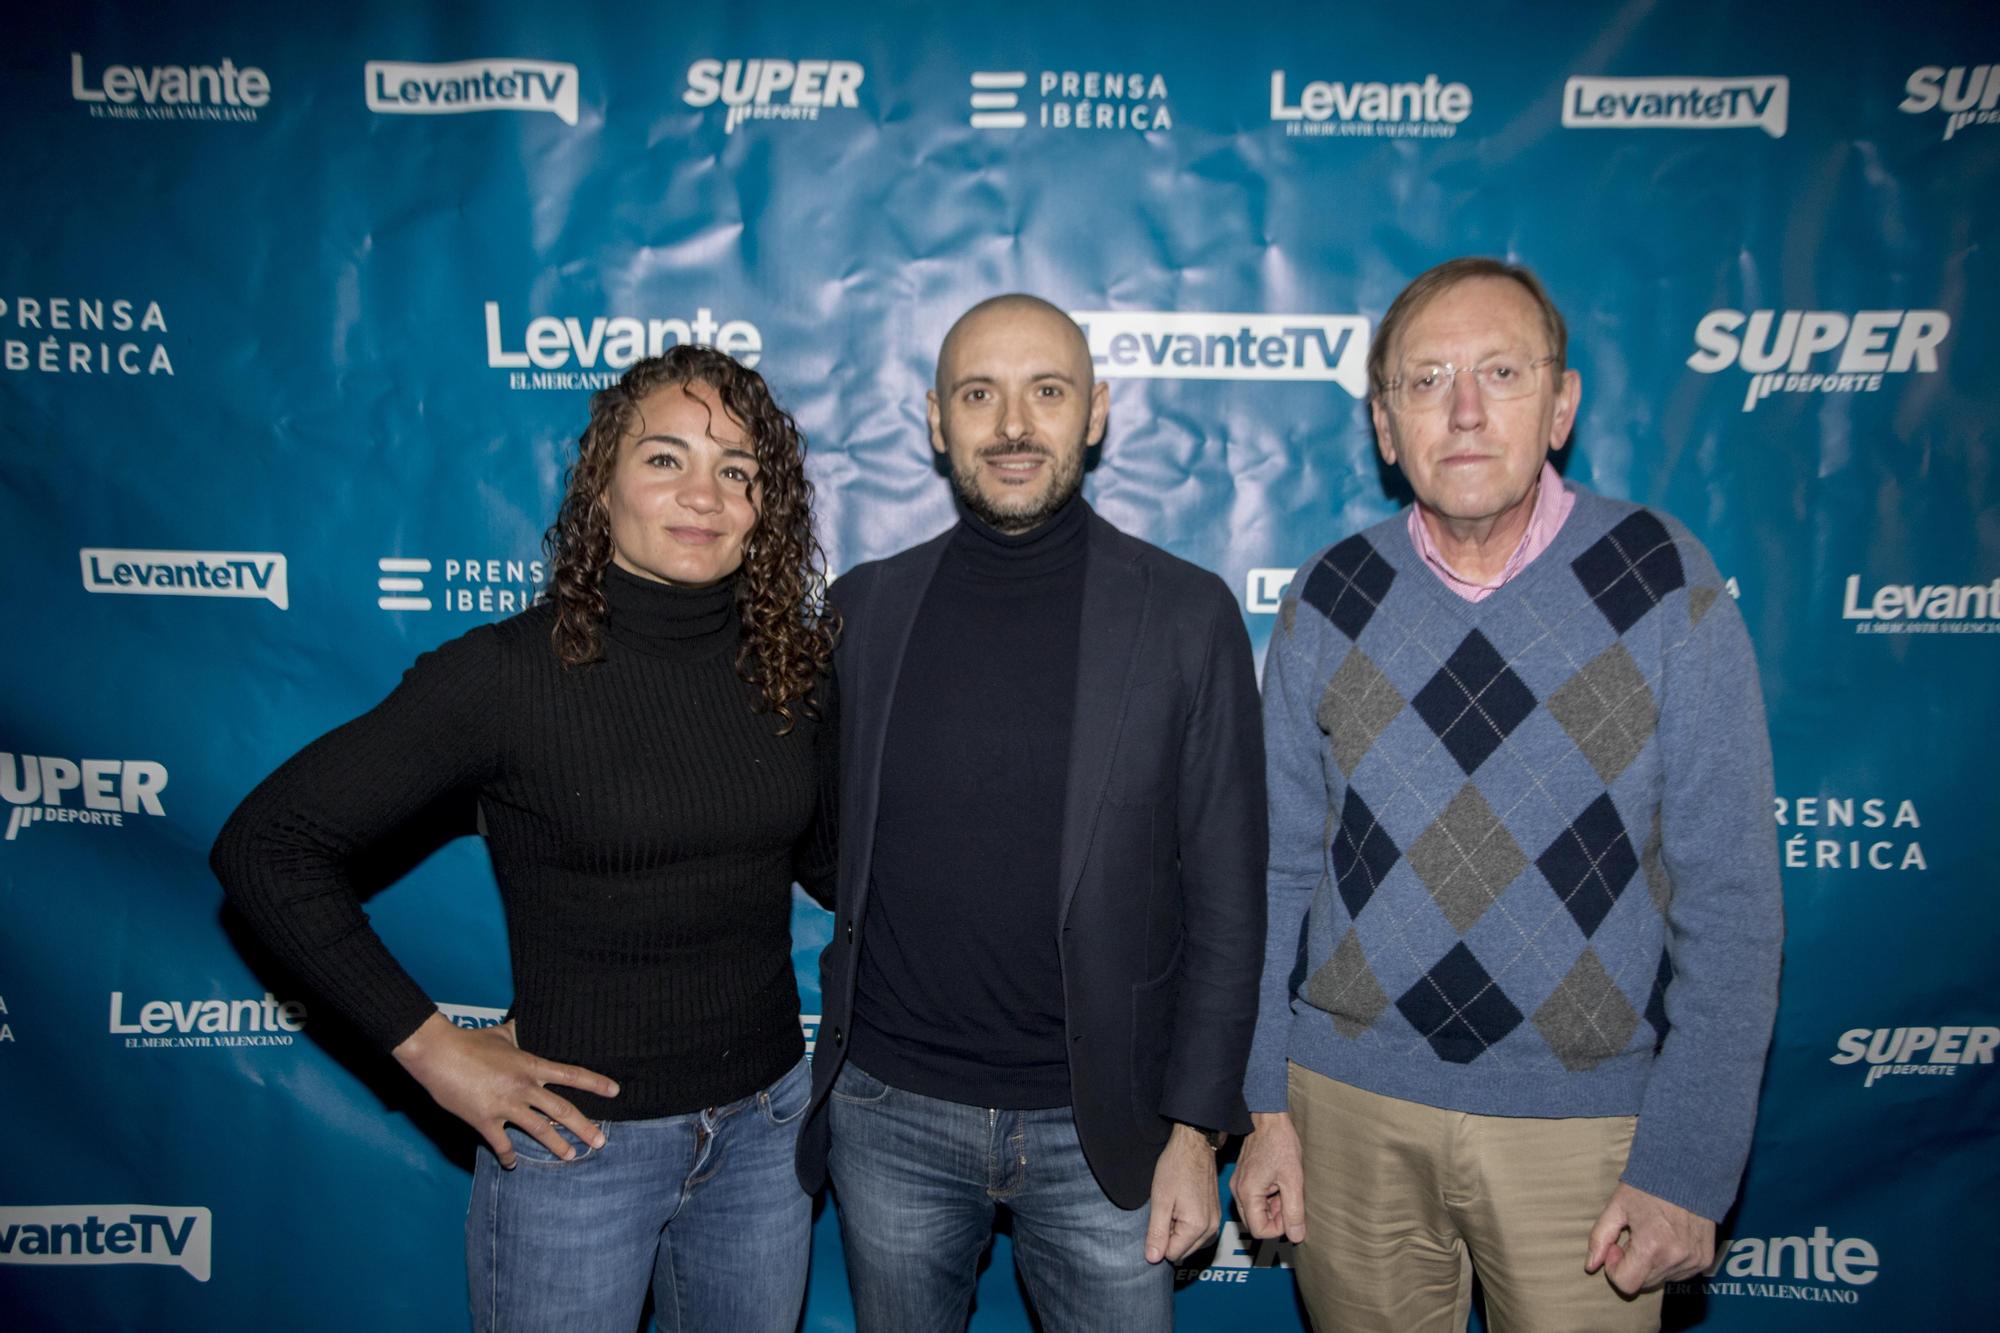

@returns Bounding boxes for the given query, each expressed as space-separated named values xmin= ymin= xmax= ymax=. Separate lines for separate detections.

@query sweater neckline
xmin=947 ymin=493 xmax=1090 ymax=580
xmin=1384 ymin=480 xmax=1606 ymax=624
xmin=601 ymin=561 xmax=740 ymax=662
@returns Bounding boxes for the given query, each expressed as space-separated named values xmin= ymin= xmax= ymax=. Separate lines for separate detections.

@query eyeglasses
xmin=1381 ymin=355 xmax=1556 ymax=410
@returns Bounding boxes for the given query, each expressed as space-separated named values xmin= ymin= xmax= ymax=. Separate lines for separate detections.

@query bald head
xmin=935 ymin=294 xmax=1094 ymax=398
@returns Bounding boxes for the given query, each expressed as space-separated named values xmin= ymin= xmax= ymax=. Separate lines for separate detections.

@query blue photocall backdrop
xmin=2 ymin=2 xmax=1995 ymax=1329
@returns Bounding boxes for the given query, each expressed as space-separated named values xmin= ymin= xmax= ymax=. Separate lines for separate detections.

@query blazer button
xmin=845 ymin=922 xmax=854 ymax=940
xmin=833 ymin=1027 xmax=844 ymax=1045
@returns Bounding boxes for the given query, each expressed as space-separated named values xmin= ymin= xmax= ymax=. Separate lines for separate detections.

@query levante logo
xmin=109 ymin=991 xmax=307 ymax=1049
xmin=1269 ymin=71 xmax=1470 ymax=138
xmin=1070 ymin=310 xmax=1370 ymax=395
xmin=1841 ymin=574 xmax=1999 ymax=635
xmin=366 ymin=59 xmax=580 ymax=126
xmin=484 ymin=301 xmax=764 ymax=388
xmin=0 ymin=1206 xmax=212 ymax=1281
xmin=69 ymin=53 xmax=267 ymax=121
xmin=1670 ymin=1227 xmax=1879 ymax=1307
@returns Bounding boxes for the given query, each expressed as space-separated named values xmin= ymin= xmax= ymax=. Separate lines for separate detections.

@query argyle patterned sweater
xmin=1245 ymin=484 xmax=1782 ymax=1221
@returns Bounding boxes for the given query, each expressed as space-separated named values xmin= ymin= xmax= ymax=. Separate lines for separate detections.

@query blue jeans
xmin=465 ymin=1055 xmax=811 ymax=1333
xmin=826 ymin=1060 xmax=1172 ymax=1333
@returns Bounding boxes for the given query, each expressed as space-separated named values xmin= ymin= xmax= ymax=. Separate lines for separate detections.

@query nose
xmin=997 ymin=392 xmax=1029 ymax=444
xmin=1448 ymin=367 xmax=1486 ymax=430
xmin=677 ymin=470 xmax=723 ymax=514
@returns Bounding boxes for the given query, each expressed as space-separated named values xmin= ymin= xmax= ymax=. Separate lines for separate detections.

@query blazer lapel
xmin=844 ymin=530 xmax=953 ymax=916
xmin=1056 ymin=511 xmax=1150 ymax=923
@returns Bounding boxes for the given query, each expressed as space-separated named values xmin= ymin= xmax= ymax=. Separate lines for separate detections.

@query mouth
xmin=979 ymin=447 xmax=1050 ymax=484
xmin=666 ymin=526 xmax=724 ymax=544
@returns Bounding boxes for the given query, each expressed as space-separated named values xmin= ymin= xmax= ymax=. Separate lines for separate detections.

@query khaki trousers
xmin=1288 ymin=1063 xmax=1661 ymax=1333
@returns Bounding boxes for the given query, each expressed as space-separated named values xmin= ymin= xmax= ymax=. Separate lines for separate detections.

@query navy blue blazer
xmin=796 ymin=505 xmax=1267 ymax=1209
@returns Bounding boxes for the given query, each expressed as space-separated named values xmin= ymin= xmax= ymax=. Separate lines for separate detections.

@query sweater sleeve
xmin=210 ymin=627 xmax=504 ymax=1052
xmin=1620 ymin=566 xmax=1785 ymax=1220
xmin=1244 ymin=587 xmax=1329 ymax=1114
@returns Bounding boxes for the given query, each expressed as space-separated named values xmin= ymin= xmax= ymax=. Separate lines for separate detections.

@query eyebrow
xmin=946 ymin=368 xmax=1080 ymax=394
xmin=634 ymin=433 xmax=758 ymax=464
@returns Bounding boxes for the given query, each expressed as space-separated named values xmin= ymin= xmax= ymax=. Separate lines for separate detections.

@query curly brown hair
xmin=543 ymin=346 xmax=836 ymax=728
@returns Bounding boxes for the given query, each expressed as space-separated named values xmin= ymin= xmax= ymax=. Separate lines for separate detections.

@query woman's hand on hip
xmin=392 ymin=1012 xmax=619 ymax=1168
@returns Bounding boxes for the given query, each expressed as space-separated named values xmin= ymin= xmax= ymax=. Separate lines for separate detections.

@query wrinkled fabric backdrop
xmin=2 ymin=2 xmax=1995 ymax=1329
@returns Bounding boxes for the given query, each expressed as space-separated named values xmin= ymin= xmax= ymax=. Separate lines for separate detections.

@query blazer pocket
xmin=1128 ymin=937 xmax=1185 ymax=1123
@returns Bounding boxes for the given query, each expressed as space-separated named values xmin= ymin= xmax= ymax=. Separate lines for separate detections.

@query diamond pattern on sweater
xmin=1689 ymin=584 xmax=1720 ymax=627
xmin=1396 ymin=942 xmax=1523 ymax=1064
xmin=1536 ymin=794 xmax=1639 ymax=938
xmin=1546 ymin=642 xmax=1657 ymax=783
xmin=1572 ymin=511 xmax=1685 ymax=634
xmin=1407 ymin=784 xmax=1526 ymax=933
xmin=1533 ymin=949 xmax=1640 ymax=1071
xmin=1306 ymin=927 xmax=1389 ymax=1039
xmin=1410 ymin=630 xmax=1538 ymax=775
xmin=1301 ymin=534 xmax=1397 ymax=641
xmin=1317 ymin=648 xmax=1405 ymax=776
xmin=1332 ymin=787 xmax=1400 ymax=918
xmin=1645 ymin=948 xmax=1674 ymax=1052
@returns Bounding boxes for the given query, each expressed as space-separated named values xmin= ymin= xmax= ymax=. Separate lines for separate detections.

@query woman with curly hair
xmin=212 ymin=346 xmax=838 ymax=1332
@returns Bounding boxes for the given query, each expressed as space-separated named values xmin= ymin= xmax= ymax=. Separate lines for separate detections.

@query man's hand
xmin=1586 ymin=1182 xmax=1716 ymax=1295
xmin=1144 ymin=1124 xmax=1222 ymax=1264
xmin=392 ymin=1012 xmax=619 ymax=1169
xmin=1230 ymin=1111 xmax=1307 ymax=1243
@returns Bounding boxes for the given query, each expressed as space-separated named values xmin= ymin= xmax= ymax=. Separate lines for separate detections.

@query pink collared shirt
xmin=1408 ymin=461 xmax=1575 ymax=602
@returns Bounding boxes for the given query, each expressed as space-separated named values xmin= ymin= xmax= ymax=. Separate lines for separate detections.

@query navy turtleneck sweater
xmin=850 ymin=494 xmax=1089 ymax=1108
xmin=212 ymin=562 xmax=834 ymax=1120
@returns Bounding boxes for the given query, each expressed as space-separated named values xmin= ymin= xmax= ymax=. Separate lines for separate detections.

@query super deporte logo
xmin=3 ymin=753 xmax=167 ymax=842
xmin=683 ymin=59 xmax=863 ymax=134
xmin=0 ymin=1206 xmax=211 ymax=1282
xmin=69 ymin=53 xmax=267 ymax=122
xmin=1900 ymin=64 xmax=1999 ymax=143
xmin=1070 ymin=311 xmax=1370 ymax=395
xmin=366 ymin=59 xmax=579 ymax=126
xmin=1832 ymin=1024 xmax=1996 ymax=1088
xmin=1686 ymin=308 xmax=1950 ymax=412
xmin=1269 ymin=71 xmax=1470 ymax=139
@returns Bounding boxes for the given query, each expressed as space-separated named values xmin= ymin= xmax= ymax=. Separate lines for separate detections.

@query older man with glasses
xmin=1232 ymin=258 xmax=1783 ymax=1332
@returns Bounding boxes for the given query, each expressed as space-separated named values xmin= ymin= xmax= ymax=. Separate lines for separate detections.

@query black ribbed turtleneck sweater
xmin=212 ymin=563 xmax=833 ymax=1119
xmin=851 ymin=494 xmax=1088 ymax=1108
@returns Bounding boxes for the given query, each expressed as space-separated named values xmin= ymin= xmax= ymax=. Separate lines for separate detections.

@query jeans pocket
xmin=760 ymin=1055 xmax=813 ymax=1127
xmin=504 ymin=1120 xmax=604 ymax=1168
xmin=829 ymin=1059 xmax=892 ymax=1106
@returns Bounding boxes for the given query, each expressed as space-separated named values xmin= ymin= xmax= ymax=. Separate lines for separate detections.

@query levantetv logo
xmin=1563 ymin=75 xmax=1787 ymax=138
xmin=1071 ymin=311 xmax=1370 ymax=394
xmin=1686 ymin=309 xmax=1949 ymax=412
xmin=366 ymin=59 xmax=579 ymax=126
xmin=0 ymin=1206 xmax=211 ymax=1281
xmin=70 ymin=53 xmax=267 ymax=121
xmin=81 ymin=548 xmax=287 ymax=609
